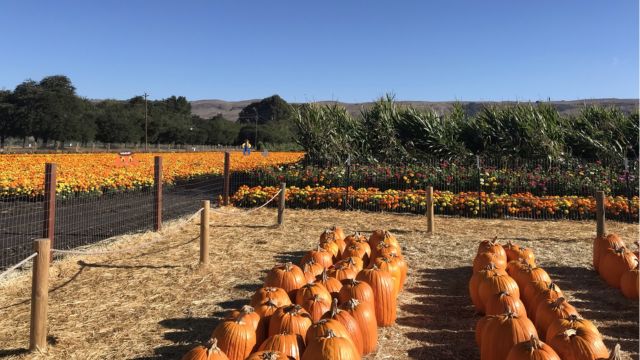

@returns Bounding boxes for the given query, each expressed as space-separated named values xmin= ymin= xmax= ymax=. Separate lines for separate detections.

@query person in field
xmin=242 ymin=139 xmax=252 ymax=155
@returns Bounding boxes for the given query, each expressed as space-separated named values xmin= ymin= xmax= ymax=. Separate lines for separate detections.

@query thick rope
xmin=210 ymin=189 xmax=282 ymax=216
xmin=0 ymin=252 xmax=38 ymax=279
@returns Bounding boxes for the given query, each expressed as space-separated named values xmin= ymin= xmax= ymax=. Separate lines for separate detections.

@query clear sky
xmin=0 ymin=0 xmax=637 ymax=102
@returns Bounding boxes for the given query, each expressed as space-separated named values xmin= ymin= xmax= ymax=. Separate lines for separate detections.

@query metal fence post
xmin=29 ymin=238 xmax=50 ymax=352
xmin=223 ymin=152 xmax=230 ymax=206
xmin=43 ymin=163 xmax=56 ymax=259
xmin=426 ymin=186 xmax=434 ymax=234
xmin=154 ymin=156 xmax=163 ymax=231
xmin=278 ymin=182 xmax=286 ymax=225
xmin=596 ymin=190 xmax=606 ymax=238
xmin=200 ymin=200 xmax=210 ymax=266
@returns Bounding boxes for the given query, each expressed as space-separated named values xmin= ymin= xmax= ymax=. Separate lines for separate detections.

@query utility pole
xmin=144 ymin=92 xmax=148 ymax=152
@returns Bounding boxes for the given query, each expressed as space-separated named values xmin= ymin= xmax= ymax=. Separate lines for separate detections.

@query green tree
xmin=0 ymin=90 xmax=16 ymax=148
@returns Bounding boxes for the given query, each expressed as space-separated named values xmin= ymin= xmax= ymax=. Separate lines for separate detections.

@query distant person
xmin=242 ymin=139 xmax=252 ymax=155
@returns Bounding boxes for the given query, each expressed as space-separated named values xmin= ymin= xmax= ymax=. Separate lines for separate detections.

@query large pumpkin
xmin=469 ymin=264 xmax=507 ymax=312
xmin=593 ymin=233 xmax=624 ymax=271
xmin=301 ymin=246 xmax=334 ymax=269
xmin=300 ymin=329 xmax=361 ymax=360
xmin=528 ymin=282 xmax=563 ymax=320
xmin=599 ymin=246 xmax=637 ymax=288
xmin=305 ymin=318 xmax=353 ymax=349
xmin=328 ymin=262 xmax=358 ymax=282
xmin=335 ymin=256 xmax=364 ymax=273
xmin=302 ymin=262 xmax=323 ymax=284
xmin=510 ymin=264 xmax=551 ymax=292
xmin=370 ymin=256 xmax=402 ymax=295
xmin=369 ymin=230 xmax=399 ymax=254
xmin=505 ymin=335 xmax=560 ymax=360
xmin=211 ymin=315 xmax=257 ymax=360
xmin=620 ymin=260 xmax=639 ymax=299
xmin=485 ymin=291 xmax=527 ymax=318
xmin=251 ymin=287 xmax=292 ymax=308
xmin=504 ymin=241 xmax=535 ymax=266
xmin=547 ymin=328 xmax=608 ymax=360
xmin=479 ymin=312 xmax=538 ymax=360
xmin=473 ymin=251 xmax=508 ymax=273
xmin=338 ymin=278 xmax=375 ymax=305
xmin=343 ymin=243 xmax=371 ymax=264
xmin=301 ymin=294 xmax=331 ymax=323
xmin=320 ymin=226 xmax=346 ymax=255
xmin=534 ymin=297 xmax=579 ymax=339
xmin=388 ymin=252 xmax=408 ymax=291
xmin=258 ymin=333 xmax=305 ymax=360
xmin=226 ymin=305 xmax=264 ymax=347
xmin=181 ymin=338 xmax=230 ymax=360
xmin=478 ymin=273 xmax=520 ymax=312
xmin=322 ymin=298 xmax=365 ymax=355
xmin=254 ymin=299 xmax=280 ymax=331
xmin=296 ymin=282 xmax=332 ymax=307
xmin=264 ymin=263 xmax=307 ymax=301
xmin=545 ymin=314 xmax=600 ymax=343
xmin=340 ymin=299 xmax=378 ymax=354
xmin=356 ymin=266 xmax=397 ymax=326
xmin=267 ymin=304 xmax=313 ymax=340
xmin=522 ymin=280 xmax=550 ymax=309
xmin=477 ymin=237 xmax=507 ymax=260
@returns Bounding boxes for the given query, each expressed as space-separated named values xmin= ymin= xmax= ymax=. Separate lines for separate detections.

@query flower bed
xmin=231 ymin=185 xmax=639 ymax=221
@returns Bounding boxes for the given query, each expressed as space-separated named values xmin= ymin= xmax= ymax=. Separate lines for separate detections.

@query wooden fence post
xmin=596 ymin=190 xmax=606 ymax=238
xmin=154 ymin=156 xmax=163 ymax=231
xmin=43 ymin=163 xmax=56 ymax=259
xmin=278 ymin=182 xmax=286 ymax=225
xmin=426 ymin=186 xmax=434 ymax=234
xmin=200 ymin=200 xmax=210 ymax=266
xmin=223 ymin=152 xmax=230 ymax=206
xmin=29 ymin=238 xmax=50 ymax=352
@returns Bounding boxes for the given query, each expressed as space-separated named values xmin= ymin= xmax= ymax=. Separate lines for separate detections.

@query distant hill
xmin=190 ymin=98 xmax=638 ymax=121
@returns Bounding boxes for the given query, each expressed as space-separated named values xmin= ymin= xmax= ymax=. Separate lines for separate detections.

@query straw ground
xmin=0 ymin=208 xmax=638 ymax=359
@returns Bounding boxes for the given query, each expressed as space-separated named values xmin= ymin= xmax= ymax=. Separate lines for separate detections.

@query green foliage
xmin=360 ymin=95 xmax=408 ymax=162
xmin=238 ymin=95 xmax=294 ymax=124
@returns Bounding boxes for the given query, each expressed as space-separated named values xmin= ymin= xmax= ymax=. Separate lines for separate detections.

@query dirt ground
xmin=0 ymin=208 xmax=638 ymax=360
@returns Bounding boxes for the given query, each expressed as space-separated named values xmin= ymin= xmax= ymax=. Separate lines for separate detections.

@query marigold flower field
xmin=0 ymin=152 xmax=304 ymax=197
xmin=231 ymin=185 xmax=639 ymax=221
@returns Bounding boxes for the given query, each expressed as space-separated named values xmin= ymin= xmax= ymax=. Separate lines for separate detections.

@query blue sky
xmin=0 ymin=0 xmax=637 ymax=102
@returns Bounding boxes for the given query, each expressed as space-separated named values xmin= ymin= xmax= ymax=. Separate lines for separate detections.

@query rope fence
xmin=0 ymin=252 xmax=38 ymax=280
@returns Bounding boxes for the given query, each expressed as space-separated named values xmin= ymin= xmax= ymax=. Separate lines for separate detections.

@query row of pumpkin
xmin=593 ymin=234 xmax=639 ymax=299
xmin=469 ymin=238 xmax=621 ymax=360
xmin=181 ymin=227 xmax=407 ymax=360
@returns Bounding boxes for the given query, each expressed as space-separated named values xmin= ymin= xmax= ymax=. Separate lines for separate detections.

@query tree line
xmin=0 ymin=75 xmax=299 ymax=149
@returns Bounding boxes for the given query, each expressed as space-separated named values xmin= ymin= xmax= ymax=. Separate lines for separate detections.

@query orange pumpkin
xmin=264 ymin=263 xmax=307 ymax=301
xmin=335 ymin=256 xmax=364 ymax=273
xmin=343 ymin=243 xmax=371 ymax=264
xmin=316 ymin=269 xmax=343 ymax=299
xmin=340 ymin=298 xmax=378 ymax=354
xmin=599 ymin=246 xmax=637 ymax=288
xmin=370 ymin=256 xmax=402 ymax=295
xmin=328 ymin=262 xmax=358 ymax=282
xmin=181 ymin=338 xmax=230 ymax=360
xmin=368 ymin=230 xmax=399 ymax=254
xmin=251 ymin=287 xmax=292 ymax=308
xmin=478 ymin=273 xmax=520 ymax=312
xmin=320 ymin=240 xmax=340 ymax=260
xmin=356 ymin=266 xmax=397 ymax=326
xmin=258 ymin=333 xmax=305 ymax=360
xmin=479 ymin=312 xmax=538 ymax=360
xmin=593 ymin=233 xmax=624 ymax=271
xmin=620 ymin=260 xmax=639 ymax=299
xmin=267 ymin=304 xmax=313 ymax=341
xmin=485 ymin=291 xmax=527 ymax=318
xmin=302 ymin=262 xmax=321 ymax=284
xmin=477 ymin=237 xmax=507 ymax=261
xmin=212 ymin=315 xmax=257 ymax=360
xmin=547 ymin=328 xmax=608 ymax=360
xmin=305 ymin=318 xmax=353 ymax=349
xmin=301 ymin=245 xmax=334 ymax=269
xmin=226 ymin=305 xmax=264 ymax=347
xmin=300 ymin=329 xmax=361 ymax=360
xmin=505 ymin=335 xmax=560 ymax=360
xmin=469 ymin=264 xmax=508 ymax=312
xmin=301 ymin=294 xmax=331 ymax=323
xmin=528 ymin=283 xmax=563 ymax=320
xmin=545 ymin=314 xmax=601 ymax=342
xmin=338 ymin=278 xmax=375 ymax=305
xmin=296 ymin=282 xmax=332 ymax=307
xmin=510 ymin=264 xmax=551 ymax=293
xmin=534 ymin=297 xmax=579 ymax=340
xmin=322 ymin=298 xmax=365 ymax=355
xmin=473 ymin=251 xmax=508 ymax=273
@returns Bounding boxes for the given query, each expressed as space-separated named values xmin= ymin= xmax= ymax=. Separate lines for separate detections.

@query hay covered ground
xmin=0 ymin=208 xmax=638 ymax=359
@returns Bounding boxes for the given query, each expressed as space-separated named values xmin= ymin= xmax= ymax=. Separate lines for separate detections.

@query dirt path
xmin=0 ymin=209 xmax=637 ymax=359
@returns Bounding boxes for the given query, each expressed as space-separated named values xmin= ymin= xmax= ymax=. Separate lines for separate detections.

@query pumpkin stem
xmin=241 ymin=305 xmax=255 ymax=314
xmin=329 ymin=298 xmax=339 ymax=317
xmin=527 ymin=335 xmax=542 ymax=350
xmin=206 ymin=338 xmax=220 ymax=355
xmin=320 ymin=268 xmax=329 ymax=282
xmin=608 ymin=344 xmax=622 ymax=360
xmin=324 ymin=329 xmax=337 ymax=338
xmin=284 ymin=262 xmax=293 ymax=271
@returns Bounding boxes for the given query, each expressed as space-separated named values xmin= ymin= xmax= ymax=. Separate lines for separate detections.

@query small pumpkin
xmin=528 ymin=282 xmax=563 ymax=320
xmin=547 ymin=328 xmax=608 ymax=360
xmin=340 ymin=298 xmax=378 ymax=354
xmin=534 ymin=297 xmax=579 ymax=340
xmin=372 ymin=241 xmax=402 ymax=260
xmin=296 ymin=282 xmax=332 ymax=307
xmin=212 ymin=315 xmax=257 ymax=360
xmin=300 ymin=329 xmax=361 ymax=360
xmin=620 ymin=259 xmax=639 ymax=299
xmin=267 ymin=304 xmax=313 ymax=341
xmin=338 ymin=278 xmax=375 ymax=305
xmin=473 ymin=251 xmax=507 ymax=273
xmin=328 ymin=262 xmax=358 ymax=282
xmin=320 ymin=240 xmax=340 ymax=260
xmin=477 ymin=237 xmax=507 ymax=261
xmin=301 ymin=294 xmax=331 ymax=323
xmin=505 ymin=335 xmax=560 ymax=360
xmin=593 ymin=233 xmax=624 ymax=271
xmin=343 ymin=243 xmax=370 ymax=264
xmin=599 ymin=246 xmax=637 ymax=288
xmin=335 ymin=256 xmax=364 ymax=273
xmin=477 ymin=273 xmax=520 ymax=312
xmin=510 ymin=264 xmax=551 ymax=293
xmin=368 ymin=230 xmax=399 ymax=254
xmin=251 ymin=287 xmax=292 ymax=308
xmin=522 ymin=280 xmax=551 ymax=309
xmin=320 ymin=226 xmax=346 ymax=254
xmin=258 ymin=333 xmax=305 ymax=360
xmin=264 ymin=263 xmax=307 ymax=301
xmin=254 ymin=299 xmax=280 ymax=331
xmin=503 ymin=241 xmax=522 ymax=262
xmin=316 ymin=269 xmax=343 ymax=299
xmin=322 ymin=298 xmax=365 ymax=355
xmin=356 ymin=265 xmax=397 ymax=326
xmin=305 ymin=318 xmax=353 ymax=349
xmin=344 ymin=231 xmax=368 ymax=246
xmin=181 ymin=338 xmax=230 ymax=360
xmin=302 ymin=262 xmax=321 ymax=284
xmin=479 ymin=311 xmax=538 ymax=360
